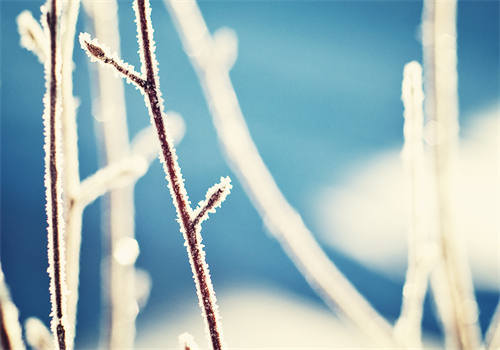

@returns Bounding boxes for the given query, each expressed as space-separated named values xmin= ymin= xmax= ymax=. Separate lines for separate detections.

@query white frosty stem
xmin=41 ymin=0 xmax=71 ymax=347
xmin=0 ymin=265 xmax=26 ymax=350
xmin=18 ymin=3 xmax=80 ymax=345
xmin=164 ymin=0 xmax=396 ymax=345
xmin=84 ymin=0 xmax=141 ymax=344
xmin=179 ymin=332 xmax=200 ymax=350
xmin=394 ymin=61 xmax=433 ymax=347
xmin=422 ymin=1 xmax=481 ymax=348
xmin=77 ymin=124 xmax=182 ymax=208
xmin=486 ymin=303 xmax=500 ymax=350
xmin=25 ymin=318 xmax=54 ymax=350
xmin=17 ymin=10 xmax=48 ymax=63
xmin=80 ymin=1 xmax=230 ymax=349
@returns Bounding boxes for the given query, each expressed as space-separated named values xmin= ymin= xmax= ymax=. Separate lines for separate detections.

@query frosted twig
xmin=18 ymin=2 xmax=81 ymax=346
xmin=79 ymin=34 xmax=145 ymax=89
xmin=40 ymin=0 xmax=70 ymax=347
xmin=25 ymin=318 xmax=54 ymax=350
xmin=0 ymin=265 xmax=25 ymax=350
xmin=16 ymin=10 xmax=48 ymax=63
xmin=179 ymin=332 xmax=200 ymax=350
xmin=80 ymin=1 xmax=231 ymax=349
xmin=486 ymin=302 xmax=500 ymax=350
xmin=192 ymin=177 xmax=232 ymax=228
xmin=421 ymin=1 xmax=481 ymax=348
xmin=394 ymin=61 xmax=433 ymax=347
xmin=164 ymin=0 xmax=396 ymax=345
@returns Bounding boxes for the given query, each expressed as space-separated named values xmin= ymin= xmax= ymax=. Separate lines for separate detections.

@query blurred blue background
xmin=1 ymin=0 xmax=499 ymax=348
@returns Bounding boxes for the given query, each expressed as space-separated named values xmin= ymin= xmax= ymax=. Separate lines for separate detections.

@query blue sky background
xmin=1 ymin=0 xmax=499 ymax=347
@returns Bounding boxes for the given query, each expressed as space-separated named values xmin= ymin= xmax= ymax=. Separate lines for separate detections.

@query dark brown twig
xmin=41 ymin=0 xmax=69 ymax=348
xmin=192 ymin=178 xmax=232 ymax=228
xmin=80 ymin=1 xmax=231 ymax=349
xmin=79 ymin=34 xmax=145 ymax=89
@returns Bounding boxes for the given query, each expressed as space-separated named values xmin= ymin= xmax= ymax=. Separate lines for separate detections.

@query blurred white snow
xmin=315 ymin=104 xmax=500 ymax=291
xmin=137 ymin=286 xmax=372 ymax=349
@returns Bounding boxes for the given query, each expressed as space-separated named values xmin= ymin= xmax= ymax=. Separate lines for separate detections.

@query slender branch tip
xmin=79 ymin=32 xmax=146 ymax=89
xmin=192 ymin=177 xmax=232 ymax=228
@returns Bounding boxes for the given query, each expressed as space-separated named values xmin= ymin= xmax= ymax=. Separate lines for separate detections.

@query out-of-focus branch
xmin=394 ymin=61 xmax=434 ymax=347
xmin=421 ymin=1 xmax=481 ymax=348
xmin=77 ymin=122 xmax=184 ymax=209
xmin=77 ymin=155 xmax=149 ymax=207
xmin=179 ymin=333 xmax=200 ymax=350
xmin=0 ymin=266 xmax=25 ymax=350
xmin=25 ymin=318 xmax=54 ymax=350
xmin=164 ymin=0 xmax=396 ymax=345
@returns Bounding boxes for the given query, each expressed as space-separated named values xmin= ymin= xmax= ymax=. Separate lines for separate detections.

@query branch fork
xmin=80 ymin=1 xmax=232 ymax=348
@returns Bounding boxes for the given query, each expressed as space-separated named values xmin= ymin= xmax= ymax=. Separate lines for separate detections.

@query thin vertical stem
xmin=422 ymin=0 xmax=481 ymax=348
xmin=43 ymin=0 xmax=69 ymax=348
xmin=82 ymin=0 xmax=137 ymax=347
xmin=134 ymin=1 xmax=224 ymax=347
xmin=394 ymin=61 xmax=432 ymax=347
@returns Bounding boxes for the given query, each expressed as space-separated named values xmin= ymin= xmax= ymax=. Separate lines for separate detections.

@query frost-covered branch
xmin=192 ymin=177 xmax=232 ymax=228
xmin=16 ymin=11 xmax=48 ymax=63
xmin=0 ymin=265 xmax=25 ymax=350
xmin=79 ymin=34 xmax=145 ymax=89
xmin=18 ymin=2 xmax=81 ymax=346
xmin=40 ymin=0 xmax=71 ymax=347
xmin=179 ymin=333 xmax=200 ymax=350
xmin=164 ymin=0 xmax=396 ymax=345
xmin=394 ymin=61 xmax=433 ymax=347
xmin=25 ymin=318 xmax=54 ymax=350
xmin=421 ymin=1 xmax=481 ymax=348
xmin=80 ymin=1 xmax=230 ymax=349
